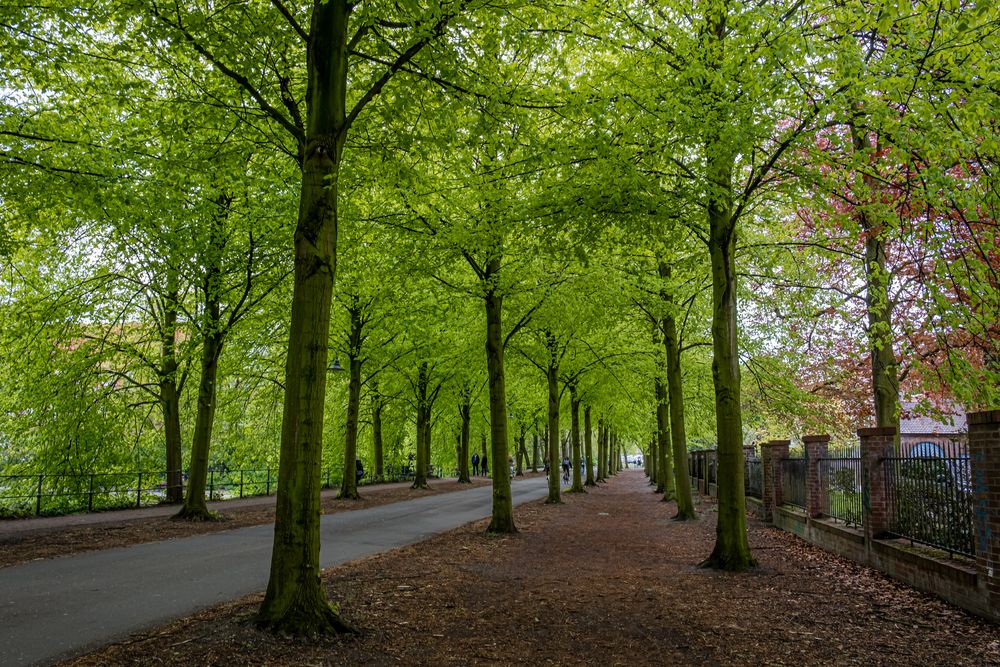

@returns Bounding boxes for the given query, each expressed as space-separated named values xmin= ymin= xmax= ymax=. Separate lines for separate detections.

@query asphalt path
xmin=0 ymin=476 xmax=550 ymax=667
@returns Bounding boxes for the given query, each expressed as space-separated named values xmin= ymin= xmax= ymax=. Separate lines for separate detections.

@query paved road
xmin=0 ymin=477 xmax=549 ymax=666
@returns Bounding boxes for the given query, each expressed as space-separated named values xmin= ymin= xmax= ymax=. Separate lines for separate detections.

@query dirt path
xmin=59 ymin=469 xmax=1000 ymax=666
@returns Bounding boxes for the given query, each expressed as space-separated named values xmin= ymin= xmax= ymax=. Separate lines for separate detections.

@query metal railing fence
xmin=819 ymin=457 xmax=862 ymax=527
xmin=884 ymin=455 xmax=974 ymax=557
xmin=780 ymin=457 xmax=806 ymax=508
xmin=0 ymin=464 xmax=447 ymax=517
xmin=744 ymin=457 xmax=762 ymax=499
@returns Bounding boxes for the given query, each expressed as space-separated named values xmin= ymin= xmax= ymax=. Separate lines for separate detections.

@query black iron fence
xmin=745 ymin=457 xmax=762 ymax=498
xmin=0 ymin=464 xmax=447 ymax=518
xmin=819 ymin=456 xmax=862 ymax=527
xmin=780 ymin=457 xmax=806 ymax=508
xmin=884 ymin=455 xmax=974 ymax=557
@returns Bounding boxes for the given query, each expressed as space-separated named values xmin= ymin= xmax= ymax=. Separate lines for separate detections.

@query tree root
xmin=171 ymin=507 xmax=219 ymax=522
xmin=699 ymin=551 xmax=757 ymax=572
xmin=256 ymin=602 xmax=358 ymax=637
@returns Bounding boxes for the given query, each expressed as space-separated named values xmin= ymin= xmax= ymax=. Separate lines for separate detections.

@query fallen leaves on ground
xmin=39 ymin=471 xmax=1000 ymax=665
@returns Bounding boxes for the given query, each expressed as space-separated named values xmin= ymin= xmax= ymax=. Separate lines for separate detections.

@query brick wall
xmin=969 ymin=410 xmax=1000 ymax=617
xmin=755 ymin=415 xmax=1000 ymax=623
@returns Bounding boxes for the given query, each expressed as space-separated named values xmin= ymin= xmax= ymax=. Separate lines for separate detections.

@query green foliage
xmin=0 ymin=0 xmax=996 ymax=522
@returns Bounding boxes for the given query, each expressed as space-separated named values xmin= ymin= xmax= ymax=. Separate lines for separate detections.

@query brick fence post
xmin=803 ymin=435 xmax=830 ymax=519
xmin=968 ymin=409 xmax=1000 ymax=617
xmin=760 ymin=440 xmax=790 ymax=523
xmin=859 ymin=426 xmax=895 ymax=546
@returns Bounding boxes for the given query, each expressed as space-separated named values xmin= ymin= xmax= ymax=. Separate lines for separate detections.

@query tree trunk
xmin=567 ymin=384 xmax=585 ymax=493
xmin=660 ymin=262 xmax=695 ymax=520
xmin=649 ymin=427 xmax=658 ymax=486
xmin=850 ymin=122 xmax=901 ymax=439
xmin=371 ymin=382 xmax=383 ymax=482
xmin=458 ymin=399 xmax=472 ymax=483
xmin=412 ymin=362 xmax=430 ymax=490
xmin=484 ymin=282 xmax=515 ymax=532
xmin=423 ymin=410 xmax=433 ymax=478
xmin=258 ymin=0 xmax=353 ymax=635
xmin=704 ymin=217 xmax=754 ymax=569
xmin=610 ymin=430 xmax=619 ymax=474
xmin=596 ymin=418 xmax=606 ymax=482
xmin=178 ymin=209 xmax=227 ymax=522
xmin=697 ymin=1 xmax=754 ymax=571
xmin=516 ymin=425 xmax=526 ymax=476
xmin=159 ymin=273 xmax=183 ymax=505
xmin=584 ymin=406 xmax=596 ymax=486
xmin=655 ymin=376 xmax=675 ymax=500
xmin=177 ymin=330 xmax=223 ymax=520
xmin=545 ymin=352 xmax=561 ymax=504
xmin=703 ymin=84 xmax=754 ymax=570
xmin=339 ymin=301 xmax=365 ymax=499
xmin=480 ymin=432 xmax=489 ymax=476
xmin=531 ymin=426 xmax=539 ymax=472
xmin=339 ymin=355 xmax=362 ymax=499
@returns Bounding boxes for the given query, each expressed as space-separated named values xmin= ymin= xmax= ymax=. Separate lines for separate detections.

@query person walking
xmin=471 ymin=451 xmax=480 ymax=476
xmin=481 ymin=455 xmax=489 ymax=477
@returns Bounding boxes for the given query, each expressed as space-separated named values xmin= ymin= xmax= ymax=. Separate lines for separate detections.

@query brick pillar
xmin=760 ymin=440 xmax=790 ymax=523
xmin=859 ymin=426 xmax=895 ymax=544
xmin=803 ymin=435 xmax=830 ymax=518
xmin=969 ymin=409 xmax=1000 ymax=617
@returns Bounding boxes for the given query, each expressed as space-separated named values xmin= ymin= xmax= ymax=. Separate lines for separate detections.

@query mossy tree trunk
xmin=458 ymin=394 xmax=472 ymax=483
xmin=159 ymin=268 xmax=184 ymax=505
xmin=371 ymin=382 xmax=384 ymax=482
xmin=484 ymin=275 xmax=515 ymax=532
xmin=567 ymin=384 xmax=585 ymax=493
xmin=584 ymin=406 xmax=596 ymax=486
xmin=699 ymin=1 xmax=754 ymax=572
xmin=660 ymin=263 xmax=695 ymax=520
xmin=610 ymin=431 xmax=615 ymax=475
xmin=596 ymin=417 xmax=606 ymax=482
xmin=655 ymin=375 xmax=675 ymax=501
xmin=412 ymin=362 xmax=431 ymax=490
xmin=516 ymin=425 xmax=527 ymax=476
xmin=258 ymin=0 xmax=353 ymax=634
xmin=531 ymin=426 xmax=540 ymax=472
xmin=480 ymin=433 xmax=489 ymax=476
xmin=178 ymin=202 xmax=230 ymax=522
xmin=339 ymin=299 xmax=366 ymax=499
xmin=256 ymin=0 xmax=459 ymax=635
xmin=545 ymin=335 xmax=562 ymax=504
xmin=850 ymin=120 xmax=901 ymax=439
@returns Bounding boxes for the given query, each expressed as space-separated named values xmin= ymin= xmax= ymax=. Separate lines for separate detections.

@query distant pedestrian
xmin=471 ymin=452 xmax=480 ymax=476
xmin=355 ymin=459 xmax=364 ymax=484
xmin=481 ymin=455 xmax=489 ymax=477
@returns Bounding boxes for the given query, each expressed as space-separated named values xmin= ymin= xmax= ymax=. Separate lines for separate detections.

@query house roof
xmin=900 ymin=401 xmax=967 ymax=435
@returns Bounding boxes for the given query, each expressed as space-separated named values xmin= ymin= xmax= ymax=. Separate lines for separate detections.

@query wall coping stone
xmin=857 ymin=426 xmax=897 ymax=437
xmin=968 ymin=410 xmax=1000 ymax=426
